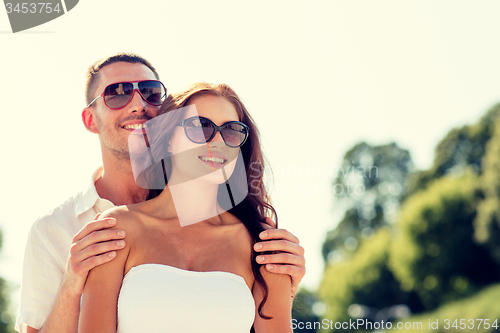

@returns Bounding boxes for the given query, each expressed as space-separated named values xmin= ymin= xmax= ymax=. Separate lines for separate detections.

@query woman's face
xmin=168 ymin=95 xmax=242 ymax=185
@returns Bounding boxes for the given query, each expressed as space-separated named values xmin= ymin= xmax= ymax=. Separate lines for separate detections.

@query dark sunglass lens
xmin=139 ymin=81 xmax=165 ymax=106
xmin=185 ymin=117 xmax=215 ymax=143
xmin=104 ymin=83 xmax=134 ymax=108
xmin=201 ymin=118 xmax=216 ymax=141
xmin=222 ymin=123 xmax=247 ymax=147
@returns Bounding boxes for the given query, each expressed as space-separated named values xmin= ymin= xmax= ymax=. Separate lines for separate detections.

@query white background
xmin=1 ymin=0 xmax=500 ymax=317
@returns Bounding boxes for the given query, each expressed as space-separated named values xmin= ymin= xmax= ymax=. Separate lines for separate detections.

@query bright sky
xmin=1 ymin=0 xmax=500 ymax=317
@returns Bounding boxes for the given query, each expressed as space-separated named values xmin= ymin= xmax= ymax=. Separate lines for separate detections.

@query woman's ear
xmin=82 ymin=108 xmax=99 ymax=134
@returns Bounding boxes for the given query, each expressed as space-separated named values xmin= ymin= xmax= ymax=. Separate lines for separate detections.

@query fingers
xmin=72 ymin=227 xmax=126 ymax=254
xmin=260 ymin=262 xmax=306 ymax=297
xmin=261 ymin=263 xmax=305 ymax=278
xmin=255 ymin=252 xmax=306 ymax=286
xmin=78 ymin=251 xmax=118 ymax=273
xmin=66 ymin=248 xmax=119 ymax=293
xmin=254 ymin=230 xmax=306 ymax=297
xmin=72 ymin=217 xmax=125 ymax=250
xmin=72 ymin=217 xmax=118 ymax=243
xmin=69 ymin=218 xmax=126 ymax=273
xmin=261 ymin=263 xmax=305 ymax=297
xmin=256 ymin=252 xmax=306 ymax=268
xmin=258 ymin=228 xmax=300 ymax=245
xmin=254 ymin=239 xmax=305 ymax=256
xmin=72 ymin=237 xmax=126 ymax=264
xmin=64 ymin=216 xmax=126 ymax=295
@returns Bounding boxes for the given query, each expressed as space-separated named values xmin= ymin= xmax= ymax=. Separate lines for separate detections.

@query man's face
xmin=88 ymin=62 xmax=159 ymax=160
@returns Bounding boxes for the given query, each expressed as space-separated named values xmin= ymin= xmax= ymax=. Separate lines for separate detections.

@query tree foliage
xmin=323 ymin=142 xmax=413 ymax=262
xmin=395 ymin=283 xmax=500 ymax=333
xmin=407 ymin=103 xmax=500 ymax=196
xmin=292 ymin=288 xmax=321 ymax=333
xmin=318 ymin=103 xmax=500 ymax=328
xmin=390 ymin=174 xmax=498 ymax=310
xmin=0 ymin=229 xmax=13 ymax=333
xmin=474 ymin=111 xmax=500 ymax=267
xmin=320 ymin=229 xmax=421 ymax=332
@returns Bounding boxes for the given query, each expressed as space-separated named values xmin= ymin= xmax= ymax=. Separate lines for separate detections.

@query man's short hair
xmin=85 ymin=53 xmax=160 ymax=106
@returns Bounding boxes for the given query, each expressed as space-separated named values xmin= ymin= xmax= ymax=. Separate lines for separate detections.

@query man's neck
xmin=96 ymin=157 xmax=149 ymax=206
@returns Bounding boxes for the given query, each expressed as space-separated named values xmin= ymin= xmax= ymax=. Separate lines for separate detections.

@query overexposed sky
xmin=1 ymin=0 xmax=500 ymax=316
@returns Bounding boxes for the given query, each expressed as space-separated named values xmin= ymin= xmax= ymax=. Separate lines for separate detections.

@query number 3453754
xmin=443 ymin=319 xmax=499 ymax=330
xmin=5 ymin=3 xmax=62 ymax=14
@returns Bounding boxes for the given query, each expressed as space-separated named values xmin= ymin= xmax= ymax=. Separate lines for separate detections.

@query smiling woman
xmin=78 ymin=82 xmax=293 ymax=333
xmin=168 ymin=96 xmax=243 ymax=188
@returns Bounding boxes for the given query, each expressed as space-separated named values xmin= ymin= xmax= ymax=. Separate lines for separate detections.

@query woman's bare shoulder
xmin=99 ymin=205 xmax=131 ymax=219
xmin=98 ymin=205 xmax=143 ymax=238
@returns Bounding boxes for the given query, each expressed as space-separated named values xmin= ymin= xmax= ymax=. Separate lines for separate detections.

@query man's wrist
xmin=58 ymin=276 xmax=83 ymax=302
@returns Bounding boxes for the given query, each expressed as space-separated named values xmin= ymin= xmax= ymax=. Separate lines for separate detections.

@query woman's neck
xmin=148 ymin=176 xmax=223 ymax=227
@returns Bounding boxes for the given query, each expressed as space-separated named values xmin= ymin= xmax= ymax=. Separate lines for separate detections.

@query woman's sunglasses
xmin=177 ymin=116 xmax=249 ymax=148
xmin=87 ymin=80 xmax=167 ymax=109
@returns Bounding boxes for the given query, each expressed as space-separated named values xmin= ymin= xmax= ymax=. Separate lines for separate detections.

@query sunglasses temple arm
xmin=161 ymin=159 xmax=168 ymax=185
xmin=142 ymin=131 xmax=169 ymax=187
xmin=87 ymin=95 xmax=101 ymax=108
xmin=221 ymin=167 xmax=235 ymax=208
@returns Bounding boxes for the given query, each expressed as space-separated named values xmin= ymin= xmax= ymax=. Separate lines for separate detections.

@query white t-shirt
xmin=16 ymin=167 xmax=115 ymax=332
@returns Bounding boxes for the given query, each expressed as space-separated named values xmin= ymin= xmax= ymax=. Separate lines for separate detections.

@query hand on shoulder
xmin=254 ymin=217 xmax=306 ymax=297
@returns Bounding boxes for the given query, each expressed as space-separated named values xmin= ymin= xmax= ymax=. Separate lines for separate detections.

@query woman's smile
xmin=198 ymin=155 xmax=227 ymax=166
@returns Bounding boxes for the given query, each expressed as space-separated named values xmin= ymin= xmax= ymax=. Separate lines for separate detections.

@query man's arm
xmin=254 ymin=217 xmax=306 ymax=298
xmin=20 ymin=216 xmax=126 ymax=333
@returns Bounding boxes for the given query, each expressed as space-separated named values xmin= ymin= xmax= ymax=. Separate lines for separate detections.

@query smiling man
xmin=16 ymin=53 xmax=306 ymax=333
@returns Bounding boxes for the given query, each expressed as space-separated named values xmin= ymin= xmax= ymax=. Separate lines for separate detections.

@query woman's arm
xmin=252 ymin=266 xmax=293 ymax=333
xmin=78 ymin=213 xmax=130 ymax=333
xmin=256 ymin=218 xmax=306 ymax=297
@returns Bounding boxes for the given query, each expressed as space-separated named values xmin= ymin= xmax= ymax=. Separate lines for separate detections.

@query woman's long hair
xmin=145 ymin=83 xmax=277 ymax=321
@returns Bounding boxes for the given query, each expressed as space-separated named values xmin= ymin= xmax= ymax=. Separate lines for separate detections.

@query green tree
xmin=474 ymin=111 xmax=500 ymax=267
xmin=322 ymin=142 xmax=413 ymax=262
xmin=0 ymin=229 xmax=14 ymax=333
xmin=318 ymin=103 xmax=500 ymax=330
xmin=407 ymin=103 xmax=500 ymax=196
xmin=292 ymin=288 xmax=320 ymax=333
xmin=320 ymin=229 xmax=421 ymax=332
xmin=390 ymin=174 xmax=498 ymax=311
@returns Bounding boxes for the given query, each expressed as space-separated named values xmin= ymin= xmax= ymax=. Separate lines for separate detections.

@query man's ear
xmin=82 ymin=108 xmax=99 ymax=134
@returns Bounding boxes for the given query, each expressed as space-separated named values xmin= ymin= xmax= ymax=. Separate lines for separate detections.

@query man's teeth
xmin=124 ymin=124 xmax=147 ymax=130
xmin=200 ymin=156 xmax=225 ymax=164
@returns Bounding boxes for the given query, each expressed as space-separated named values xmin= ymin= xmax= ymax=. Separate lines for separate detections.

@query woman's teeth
xmin=200 ymin=156 xmax=225 ymax=164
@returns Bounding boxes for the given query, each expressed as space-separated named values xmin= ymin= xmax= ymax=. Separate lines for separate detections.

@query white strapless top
xmin=116 ymin=264 xmax=255 ymax=333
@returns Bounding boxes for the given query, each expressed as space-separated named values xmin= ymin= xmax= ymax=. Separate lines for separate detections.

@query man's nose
xmin=127 ymin=89 xmax=148 ymax=113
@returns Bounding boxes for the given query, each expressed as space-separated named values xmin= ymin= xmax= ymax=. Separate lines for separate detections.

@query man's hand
xmin=254 ymin=217 xmax=305 ymax=297
xmin=63 ymin=214 xmax=126 ymax=297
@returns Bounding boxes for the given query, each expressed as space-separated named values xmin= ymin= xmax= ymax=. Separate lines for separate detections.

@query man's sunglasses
xmin=177 ymin=116 xmax=249 ymax=148
xmin=87 ymin=80 xmax=167 ymax=109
